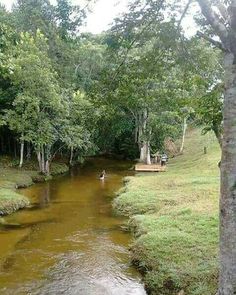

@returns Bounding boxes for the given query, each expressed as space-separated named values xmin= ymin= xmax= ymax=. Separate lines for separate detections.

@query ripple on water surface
xmin=0 ymin=159 xmax=146 ymax=295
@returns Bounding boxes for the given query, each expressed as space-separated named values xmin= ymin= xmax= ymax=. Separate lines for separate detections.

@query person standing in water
xmin=99 ymin=170 xmax=106 ymax=180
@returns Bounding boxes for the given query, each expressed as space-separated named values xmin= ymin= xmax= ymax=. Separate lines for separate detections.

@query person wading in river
xmin=99 ymin=170 xmax=106 ymax=180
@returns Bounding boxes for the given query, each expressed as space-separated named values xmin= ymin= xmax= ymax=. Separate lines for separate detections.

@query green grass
xmin=0 ymin=158 xmax=69 ymax=216
xmin=0 ymin=189 xmax=30 ymax=215
xmin=114 ymin=129 xmax=220 ymax=295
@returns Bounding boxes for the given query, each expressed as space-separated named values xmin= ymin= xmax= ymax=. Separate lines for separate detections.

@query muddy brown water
xmin=0 ymin=158 xmax=146 ymax=295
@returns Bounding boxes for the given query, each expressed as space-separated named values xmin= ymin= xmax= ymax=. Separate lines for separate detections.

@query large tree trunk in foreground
xmin=19 ymin=140 xmax=24 ymax=168
xmin=219 ymin=52 xmax=236 ymax=295
xmin=196 ymin=1 xmax=236 ymax=292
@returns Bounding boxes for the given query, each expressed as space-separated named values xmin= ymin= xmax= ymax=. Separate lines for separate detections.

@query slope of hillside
xmin=114 ymin=129 xmax=221 ymax=295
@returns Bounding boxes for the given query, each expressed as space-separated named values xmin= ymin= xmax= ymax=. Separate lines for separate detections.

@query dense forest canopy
xmin=0 ymin=0 xmax=223 ymax=173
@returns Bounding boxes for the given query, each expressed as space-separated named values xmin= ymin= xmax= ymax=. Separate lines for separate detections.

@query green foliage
xmin=5 ymin=31 xmax=63 ymax=148
xmin=59 ymin=90 xmax=96 ymax=154
xmin=0 ymin=0 xmax=223 ymax=168
xmin=55 ymin=0 xmax=86 ymax=39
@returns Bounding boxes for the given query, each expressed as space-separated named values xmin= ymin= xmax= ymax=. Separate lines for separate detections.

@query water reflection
xmin=39 ymin=183 xmax=51 ymax=208
xmin=0 ymin=158 xmax=146 ymax=295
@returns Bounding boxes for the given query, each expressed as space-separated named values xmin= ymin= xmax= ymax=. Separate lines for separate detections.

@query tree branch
xmin=216 ymin=2 xmax=229 ymax=22
xmin=111 ymin=0 xmax=165 ymax=83
xmin=177 ymin=0 xmax=192 ymax=30
xmin=229 ymin=0 xmax=236 ymax=31
xmin=197 ymin=0 xmax=229 ymax=50
xmin=197 ymin=31 xmax=226 ymax=51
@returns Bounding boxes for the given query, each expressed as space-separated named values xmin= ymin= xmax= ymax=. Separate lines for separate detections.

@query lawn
xmin=0 ymin=158 xmax=69 ymax=215
xmin=114 ymin=129 xmax=220 ymax=295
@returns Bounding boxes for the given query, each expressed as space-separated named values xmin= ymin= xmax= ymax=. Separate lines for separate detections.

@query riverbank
xmin=0 ymin=159 xmax=69 ymax=216
xmin=114 ymin=129 xmax=220 ymax=295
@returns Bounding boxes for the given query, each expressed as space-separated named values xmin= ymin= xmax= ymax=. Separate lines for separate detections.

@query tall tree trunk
xmin=140 ymin=140 xmax=151 ymax=164
xmin=45 ymin=145 xmax=51 ymax=176
xmin=140 ymin=142 xmax=147 ymax=163
xmin=45 ymin=160 xmax=50 ymax=176
xmin=179 ymin=117 xmax=187 ymax=154
xmin=135 ymin=113 xmax=142 ymax=145
xmin=69 ymin=147 xmax=74 ymax=166
xmin=139 ymin=109 xmax=151 ymax=164
xmin=14 ymin=139 xmax=17 ymax=158
xmin=19 ymin=140 xmax=24 ymax=168
xmin=26 ymin=142 xmax=31 ymax=161
xmin=37 ymin=150 xmax=42 ymax=173
xmin=146 ymin=141 xmax=151 ymax=165
xmin=219 ymin=52 xmax=236 ymax=294
xmin=41 ymin=145 xmax=45 ymax=174
xmin=196 ymin=1 xmax=236 ymax=293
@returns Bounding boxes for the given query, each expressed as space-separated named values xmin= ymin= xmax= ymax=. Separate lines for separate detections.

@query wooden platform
xmin=135 ymin=164 xmax=166 ymax=172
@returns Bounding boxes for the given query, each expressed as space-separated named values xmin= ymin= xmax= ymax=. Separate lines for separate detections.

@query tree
xmin=60 ymin=90 xmax=96 ymax=166
xmin=55 ymin=0 xmax=86 ymax=39
xmin=196 ymin=83 xmax=223 ymax=147
xmin=12 ymin=0 xmax=55 ymax=37
xmin=196 ymin=1 xmax=236 ymax=293
xmin=179 ymin=107 xmax=194 ymax=154
xmin=5 ymin=30 xmax=64 ymax=174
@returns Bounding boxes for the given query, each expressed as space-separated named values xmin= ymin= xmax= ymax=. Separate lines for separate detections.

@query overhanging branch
xmin=197 ymin=31 xmax=226 ymax=51
xmin=197 ymin=0 xmax=229 ymax=50
xmin=177 ymin=0 xmax=192 ymax=30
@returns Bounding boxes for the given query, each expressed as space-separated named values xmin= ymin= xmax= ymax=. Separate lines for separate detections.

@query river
xmin=0 ymin=158 xmax=146 ymax=295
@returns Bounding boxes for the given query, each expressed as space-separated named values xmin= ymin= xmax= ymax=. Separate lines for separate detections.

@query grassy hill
xmin=114 ymin=129 xmax=221 ymax=295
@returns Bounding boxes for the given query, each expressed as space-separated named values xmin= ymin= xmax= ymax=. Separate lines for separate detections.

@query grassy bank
xmin=0 ymin=158 xmax=69 ymax=216
xmin=114 ymin=129 xmax=220 ymax=295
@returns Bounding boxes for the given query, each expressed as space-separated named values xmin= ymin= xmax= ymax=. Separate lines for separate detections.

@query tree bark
xmin=146 ymin=141 xmax=151 ymax=165
xmin=179 ymin=117 xmax=187 ymax=154
xmin=139 ymin=109 xmax=151 ymax=164
xmin=19 ymin=140 xmax=24 ymax=168
xmin=45 ymin=145 xmax=51 ymax=176
xmin=196 ymin=1 xmax=236 ymax=293
xmin=37 ymin=150 xmax=42 ymax=173
xmin=69 ymin=147 xmax=74 ymax=166
xmin=140 ymin=142 xmax=146 ymax=162
xmin=219 ymin=52 xmax=236 ymax=295
xmin=41 ymin=146 xmax=45 ymax=174
xmin=140 ymin=141 xmax=151 ymax=164
xmin=45 ymin=160 xmax=50 ymax=176
xmin=26 ymin=142 xmax=31 ymax=161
